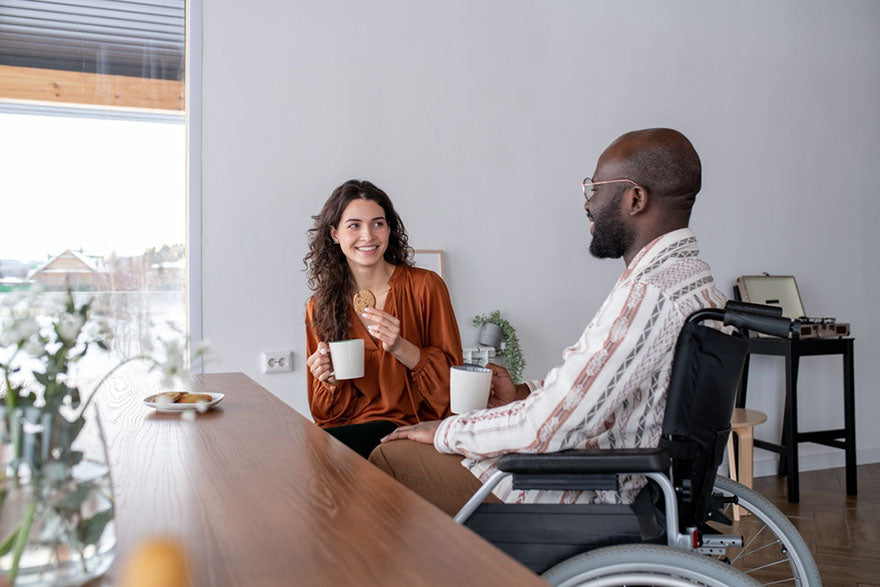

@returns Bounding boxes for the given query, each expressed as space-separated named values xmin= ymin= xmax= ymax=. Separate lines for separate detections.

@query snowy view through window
xmin=0 ymin=109 xmax=187 ymax=378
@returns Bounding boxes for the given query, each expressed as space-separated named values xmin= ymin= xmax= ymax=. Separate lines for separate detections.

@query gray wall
xmin=199 ymin=0 xmax=880 ymax=475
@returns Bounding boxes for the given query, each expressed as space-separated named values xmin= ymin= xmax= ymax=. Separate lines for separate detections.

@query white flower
xmin=0 ymin=324 xmax=17 ymax=347
xmin=0 ymin=306 xmax=40 ymax=347
xmin=17 ymin=316 xmax=40 ymax=342
xmin=58 ymin=314 xmax=85 ymax=343
xmin=161 ymin=342 xmax=184 ymax=373
xmin=82 ymin=318 xmax=113 ymax=343
xmin=23 ymin=341 xmax=44 ymax=357
xmin=195 ymin=339 xmax=211 ymax=356
xmin=160 ymin=372 xmax=178 ymax=389
xmin=154 ymin=336 xmax=193 ymax=390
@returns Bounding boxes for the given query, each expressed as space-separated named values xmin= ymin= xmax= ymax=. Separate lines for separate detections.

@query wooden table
xmin=95 ymin=372 xmax=545 ymax=586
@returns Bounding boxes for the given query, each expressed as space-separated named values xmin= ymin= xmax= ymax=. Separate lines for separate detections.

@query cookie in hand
xmin=353 ymin=289 xmax=376 ymax=315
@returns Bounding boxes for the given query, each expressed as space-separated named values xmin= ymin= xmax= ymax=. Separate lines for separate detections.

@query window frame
xmin=0 ymin=0 xmax=203 ymax=371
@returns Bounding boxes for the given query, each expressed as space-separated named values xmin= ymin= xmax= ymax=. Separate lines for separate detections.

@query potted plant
xmin=471 ymin=311 xmax=526 ymax=383
xmin=0 ymin=288 xmax=207 ymax=585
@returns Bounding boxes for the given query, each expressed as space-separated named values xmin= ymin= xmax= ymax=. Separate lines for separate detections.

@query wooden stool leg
xmin=738 ymin=426 xmax=755 ymax=490
xmin=737 ymin=425 xmax=757 ymax=518
xmin=727 ymin=433 xmax=738 ymax=483
xmin=727 ymin=433 xmax=741 ymax=521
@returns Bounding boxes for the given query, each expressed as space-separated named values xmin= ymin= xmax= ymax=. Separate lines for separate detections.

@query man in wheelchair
xmin=370 ymin=129 xmax=819 ymax=585
xmin=372 ymin=127 xmax=720 ymax=507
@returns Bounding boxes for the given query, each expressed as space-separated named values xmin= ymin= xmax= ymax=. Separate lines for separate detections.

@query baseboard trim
xmin=753 ymin=446 xmax=880 ymax=478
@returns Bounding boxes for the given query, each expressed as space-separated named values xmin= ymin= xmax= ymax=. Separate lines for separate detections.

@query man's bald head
xmin=602 ymin=128 xmax=701 ymax=211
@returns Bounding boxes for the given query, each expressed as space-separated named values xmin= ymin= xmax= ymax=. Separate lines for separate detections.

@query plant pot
xmin=0 ymin=403 xmax=116 ymax=586
xmin=477 ymin=322 xmax=503 ymax=348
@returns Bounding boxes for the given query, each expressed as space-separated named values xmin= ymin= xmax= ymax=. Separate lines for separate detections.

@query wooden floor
xmin=752 ymin=463 xmax=880 ymax=587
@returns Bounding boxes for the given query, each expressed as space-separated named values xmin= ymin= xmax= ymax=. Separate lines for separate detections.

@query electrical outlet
xmin=260 ymin=351 xmax=293 ymax=374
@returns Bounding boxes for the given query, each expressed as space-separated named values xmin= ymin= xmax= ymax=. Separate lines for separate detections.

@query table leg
xmin=736 ymin=354 xmax=751 ymax=409
xmin=781 ymin=350 xmax=800 ymax=503
xmin=843 ymin=341 xmax=857 ymax=496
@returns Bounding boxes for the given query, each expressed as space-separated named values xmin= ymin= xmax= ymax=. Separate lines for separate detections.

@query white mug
xmin=329 ymin=339 xmax=365 ymax=380
xmin=449 ymin=365 xmax=492 ymax=414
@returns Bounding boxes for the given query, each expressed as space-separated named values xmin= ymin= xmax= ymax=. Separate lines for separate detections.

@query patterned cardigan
xmin=435 ymin=228 xmax=728 ymax=504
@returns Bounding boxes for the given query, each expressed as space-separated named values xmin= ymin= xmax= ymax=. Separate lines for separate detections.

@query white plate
xmin=143 ymin=392 xmax=225 ymax=413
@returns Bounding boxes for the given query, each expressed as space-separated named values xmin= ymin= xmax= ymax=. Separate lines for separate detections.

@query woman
xmin=304 ymin=179 xmax=462 ymax=457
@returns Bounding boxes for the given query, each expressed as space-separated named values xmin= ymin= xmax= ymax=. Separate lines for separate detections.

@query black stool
xmin=736 ymin=336 xmax=856 ymax=503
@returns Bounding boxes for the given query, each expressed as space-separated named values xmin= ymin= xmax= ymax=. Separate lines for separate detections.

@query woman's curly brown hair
xmin=304 ymin=179 xmax=413 ymax=342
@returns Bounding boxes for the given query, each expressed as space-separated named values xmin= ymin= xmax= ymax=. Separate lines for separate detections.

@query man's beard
xmin=589 ymin=206 xmax=636 ymax=259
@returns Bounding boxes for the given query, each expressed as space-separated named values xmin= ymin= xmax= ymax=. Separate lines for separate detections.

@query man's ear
xmin=628 ymin=185 xmax=648 ymax=216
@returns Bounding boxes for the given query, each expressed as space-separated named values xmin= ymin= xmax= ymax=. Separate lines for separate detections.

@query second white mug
xmin=449 ymin=364 xmax=492 ymax=414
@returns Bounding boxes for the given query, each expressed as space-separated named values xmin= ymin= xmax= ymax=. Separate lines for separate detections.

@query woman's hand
xmin=306 ymin=342 xmax=337 ymax=385
xmin=362 ymin=307 xmax=402 ymax=352
xmin=362 ymin=307 xmax=422 ymax=370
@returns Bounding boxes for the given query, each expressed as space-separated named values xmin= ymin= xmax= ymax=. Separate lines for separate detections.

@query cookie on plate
xmin=177 ymin=393 xmax=213 ymax=404
xmin=353 ymin=289 xmax=376 ymax=315
xmin=152 ymin=391 xmax=183 ymax=403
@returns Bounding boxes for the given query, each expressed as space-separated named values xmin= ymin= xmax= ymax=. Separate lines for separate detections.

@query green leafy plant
xmin=0 ymin=288 xmax=208 ymax=583
xmin=472 ymin=310 xmax=526 ymax=383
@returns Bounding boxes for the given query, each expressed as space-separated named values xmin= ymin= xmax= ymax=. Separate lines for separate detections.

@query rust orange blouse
xmin=305 ymin=265 xmax=462 ymax=428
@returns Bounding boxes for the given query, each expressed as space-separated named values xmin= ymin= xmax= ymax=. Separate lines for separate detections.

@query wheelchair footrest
xmin=464 ymin=502 xmax=664 ymax=574
xmin=695 ymin=534 xmax=743 ymax=555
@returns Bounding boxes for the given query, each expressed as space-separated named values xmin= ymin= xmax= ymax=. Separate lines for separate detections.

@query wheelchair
xmin=455 ymin=301 xmax=821 ymax=586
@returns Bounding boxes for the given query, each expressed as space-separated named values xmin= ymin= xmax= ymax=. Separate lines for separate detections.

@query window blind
xmin=0 ymin=0 xmax=184 ymax=80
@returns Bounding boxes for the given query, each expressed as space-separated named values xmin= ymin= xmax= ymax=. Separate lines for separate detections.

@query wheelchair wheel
xmin=541 ymin=543 xmax=761 ymax=587
xmin=707 ymin=475 xmax=821 ymax=586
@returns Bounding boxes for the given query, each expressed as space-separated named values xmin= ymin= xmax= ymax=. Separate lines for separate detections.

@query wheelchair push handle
xmin=686 ymin=302 xmax=794 ymax=338
xmin=724 ymin=300 xmax=782 ymax=318
xmin=725 ymin=310 xmax=792 ymax=338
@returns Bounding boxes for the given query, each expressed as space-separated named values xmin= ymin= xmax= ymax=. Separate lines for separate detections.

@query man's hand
xmin=486 ymin=362 xmax=518 ymax=407
xmin=380 ymin=420 xmax=442 ymax=445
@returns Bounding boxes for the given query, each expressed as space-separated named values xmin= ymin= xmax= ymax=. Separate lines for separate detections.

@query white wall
xmin=199 ymin=0 xmax=880 ymax=474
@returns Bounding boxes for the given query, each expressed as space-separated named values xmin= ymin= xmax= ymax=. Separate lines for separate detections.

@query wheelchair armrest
xmin=496 ymin=448 xmax=670 ymax=475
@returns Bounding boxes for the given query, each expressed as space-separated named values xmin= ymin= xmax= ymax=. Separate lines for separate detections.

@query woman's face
xmin=330 ymin=198 xmax=390 ymax=270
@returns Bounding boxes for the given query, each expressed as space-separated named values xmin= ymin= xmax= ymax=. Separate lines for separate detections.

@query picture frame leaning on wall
xmin=413 ymin=250 xmax=444 ymax=279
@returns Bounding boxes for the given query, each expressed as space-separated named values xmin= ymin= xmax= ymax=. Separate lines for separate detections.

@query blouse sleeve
xmin=305 ymin=298 xmax=358 ymax=426
xmin=407 ymin=271 xmax=463 ymax=421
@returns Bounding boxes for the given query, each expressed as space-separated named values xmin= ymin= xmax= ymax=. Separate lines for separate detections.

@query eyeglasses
xmin=582 ymin=177 xmax=639 ymax=202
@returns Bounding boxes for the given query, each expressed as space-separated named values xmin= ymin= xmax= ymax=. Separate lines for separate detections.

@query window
xmin=0 ymin=0 xmax=189 ymax=376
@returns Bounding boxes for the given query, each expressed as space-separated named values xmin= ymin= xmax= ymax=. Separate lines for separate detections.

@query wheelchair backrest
xmin=659 ymin=318 xmax=750 ymax=528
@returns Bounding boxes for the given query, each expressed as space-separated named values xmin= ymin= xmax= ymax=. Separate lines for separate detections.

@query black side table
xmin=736 ymin=336 xmax=856 ymax=503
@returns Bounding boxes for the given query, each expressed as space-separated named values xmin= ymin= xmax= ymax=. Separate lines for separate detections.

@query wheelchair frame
xmin=453 ymin=302 xmax=820 ymax=586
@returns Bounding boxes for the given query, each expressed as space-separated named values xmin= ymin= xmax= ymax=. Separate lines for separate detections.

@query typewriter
xmin=735 ymin=274 xmax=850 ymax=339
